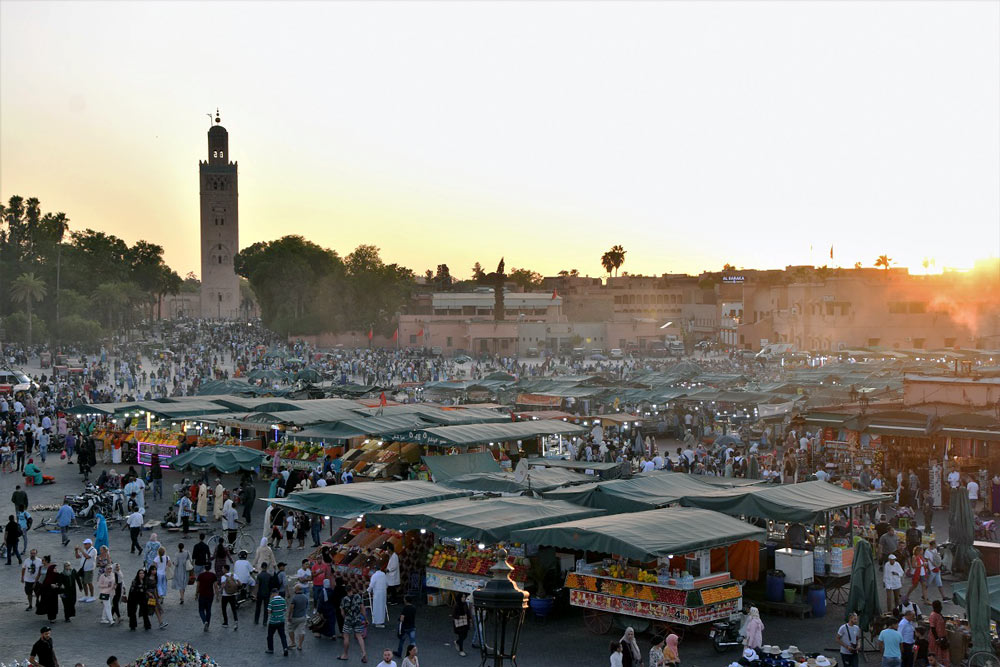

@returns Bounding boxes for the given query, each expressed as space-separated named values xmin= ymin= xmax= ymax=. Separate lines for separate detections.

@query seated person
xmin=233 ymin=550 xmax=254 ymax=585
xmin=894 ymin=595 xmax=922 ymax=620
xmin=23 ymin=459 xmax=54 ymax=485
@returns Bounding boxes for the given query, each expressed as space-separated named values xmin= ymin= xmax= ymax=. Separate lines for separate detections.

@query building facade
xmin=199 ymin=112 xmax=241 ymax=319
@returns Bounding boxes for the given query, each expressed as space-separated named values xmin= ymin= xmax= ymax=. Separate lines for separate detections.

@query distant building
xmin=199 ymin=111 xmax=240 ymax=319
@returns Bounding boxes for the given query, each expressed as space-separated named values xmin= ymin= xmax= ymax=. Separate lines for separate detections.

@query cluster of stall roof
xmin=264 ymin=470 xmax=885 ymax=560
xmin=67 ymin=394 xmax=588 ymax=448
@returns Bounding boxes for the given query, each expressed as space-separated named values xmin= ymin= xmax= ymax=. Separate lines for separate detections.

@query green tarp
xmin=952 ymin=573 xmax=1000 ymax=623
xmin=679 ymin=480 xmax=888 ymax=523
xmin=422 ymin=452 xmax=502 ymax=482
xmin=366 ymin=496 xmax=605 ymax=543
xmin=267 ymin=480 xmax=472 ymax=518
xmin=526 ymin=459 xmax=624 ymax=472
xmin=441 ymin=467 xmax=592 ymax=494
xmin=541 ymin=471 xmax=767 ymax=514
xmin=169 ymin=445 xmax=266 ymax=474
xmin=399 ymin=420 xmax=586 ymax=448
xmin=293 ymin=414 xmax=429 ymax=440
xmin=511 ymin=507 xmax=766 ymax=561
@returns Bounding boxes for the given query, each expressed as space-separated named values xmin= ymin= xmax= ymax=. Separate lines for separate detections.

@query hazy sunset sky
xmin=2 ymin=1 xmax=998 ymax=280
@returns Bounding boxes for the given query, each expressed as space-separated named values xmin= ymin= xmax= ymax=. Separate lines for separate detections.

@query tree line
xmin=1 ymin=195 xmax=184 ymax=346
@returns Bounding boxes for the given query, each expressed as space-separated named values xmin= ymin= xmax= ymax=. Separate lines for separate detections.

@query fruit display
xmin=427 ymin=545 xmax=528 ymax=582
xmin=698 ymin=584 xmax=741 ymax=605
xmin=131 ymin=430 xmax=183 ymax=446
xmin=270 ymin=441 xmax=332 ymax=462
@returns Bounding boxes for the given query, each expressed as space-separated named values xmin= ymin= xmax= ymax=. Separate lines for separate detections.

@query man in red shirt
xmin=195 ymin=568 xmax=219 ymax=631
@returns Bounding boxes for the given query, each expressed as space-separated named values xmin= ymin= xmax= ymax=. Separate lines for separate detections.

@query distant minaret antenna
xmin=206 ymin=112 xmax=213 ymax=127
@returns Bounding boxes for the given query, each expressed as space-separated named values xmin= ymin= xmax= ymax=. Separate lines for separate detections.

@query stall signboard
xmin=425 ymin=568 xmax=488 ymax=594
xmin=137 ymin=441 xmax=178 ymax=468
xmin=569 ymin=590 xmax=739 ymax=625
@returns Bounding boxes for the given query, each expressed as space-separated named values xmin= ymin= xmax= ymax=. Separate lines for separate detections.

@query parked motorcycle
xmin=711 ymin=607 xmax=749 ymax=653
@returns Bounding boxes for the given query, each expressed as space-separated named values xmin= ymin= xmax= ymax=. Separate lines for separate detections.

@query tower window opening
xmin=212 ymin=181 xmax=218 ymax=190
xmin=218 ymin=257 xmax=222 ymax=264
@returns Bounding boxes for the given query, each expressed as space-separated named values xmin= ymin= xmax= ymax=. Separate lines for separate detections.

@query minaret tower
xmin=199 ymin=109 xmax=240 ymax=319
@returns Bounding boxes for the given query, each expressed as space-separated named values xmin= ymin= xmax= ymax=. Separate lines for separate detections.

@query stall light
xmin=356 ymin=515 xmax=364 ymax=522
xmin=420 ymin=528 xmax=427 ymax=534
xmin=478 ymin=543 xmax=486 ymax=550
xmin=324 ymin=516 xmax=330 ymax=520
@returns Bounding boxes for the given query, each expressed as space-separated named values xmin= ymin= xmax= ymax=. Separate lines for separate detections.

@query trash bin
xmin=765 ymin=542 xmax=779 ymax=570
xmin=784 ymin=588 xmax=796 ymax=604
xmin=807 ymin=584 xmax=826 ymax=618
xmin=766 ymin=569 xmax=785 ymax=602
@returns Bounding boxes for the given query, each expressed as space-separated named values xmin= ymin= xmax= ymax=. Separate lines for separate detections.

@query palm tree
xmin=9 ymin=272 xmax=47 ymax=346
xmin=93 ymin=282 xmax=130 ymax=329
xmin=600 ymin=251 xmax=615 ymax=276
xmin=609 ymin=245 xmax=626 ymax=276
xmin=875 ymin=255 xmax=892 ymax=272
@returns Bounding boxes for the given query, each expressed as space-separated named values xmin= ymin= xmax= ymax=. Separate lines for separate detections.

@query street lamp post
xmin=472 ymin=548 xmax=529 ymax=667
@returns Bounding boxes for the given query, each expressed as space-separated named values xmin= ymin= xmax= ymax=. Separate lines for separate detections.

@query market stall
xmin=266 ymin=480 xmax=473 ymax=518
xmin=512 ymin=507 xmax=766 ymax=637
xmin=367 ymin=496 xmax=605 ymax=595
xmin=169 ymin=445 xmax=266 ymax=474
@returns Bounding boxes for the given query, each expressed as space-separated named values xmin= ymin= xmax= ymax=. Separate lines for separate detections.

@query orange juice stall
xmin=510 ymin=507 xmax=766 ymax=637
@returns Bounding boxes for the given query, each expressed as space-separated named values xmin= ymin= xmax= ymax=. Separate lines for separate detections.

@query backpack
xmin=223 ymin=575 xmax=239 ymax=595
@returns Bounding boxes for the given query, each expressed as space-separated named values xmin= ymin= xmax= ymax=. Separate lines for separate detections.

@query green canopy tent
xmin=266 ymin=480 xmax=472 ymax=519
xmin=844 ymin=539 xmax=881 ymax=635
xmin=366 ymin=496 xmax=605 ymax=543
xmin=421 ymin=452 xmax=502 ymax=483
xmin=525 ymin=458 xmax=625 ymax=480
xmin=440 ymin=467 xmax=593 ymax=494
xmin=680 ymin=480 xmax=888 ymax=523
xmin=294 ymin=369 xmax=323 ymax=383
xmin=511 ymin=506 xmax=766 ymax=561
xmin=952 ymin=573 xmax=1000 ymax=623
xmin=397 ymin=420 xmax=587 ymax=448
xmin=949 ymin=487 xmax=978 ymax=574
xmin=169 ymin=445 xmax=266 ymax=474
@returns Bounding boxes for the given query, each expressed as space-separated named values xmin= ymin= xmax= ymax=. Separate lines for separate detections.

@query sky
xmin=1 ymin=1 xmax=998 ymax=281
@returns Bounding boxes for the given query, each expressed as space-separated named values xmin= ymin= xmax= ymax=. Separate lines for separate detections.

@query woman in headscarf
xmin=34 ymin=555 xmax=60 ymax=623
xmin=663 ymin=634 xmax=680 ymax=667
xmin=93 ymin=513 xmax=109 ymax=552
xmin=142 ymin=532 xmax=161 ymax=569
xmin=96 ymin=544 xmax=112 ymax=573
xmin=620 ymin=626 xmax=643 ymax=667
xmin=213 ymin=540 xmax=231 ymax=577
xmin=314 ymin=578 xmax=339 ymax=638
xmin=742 ymin=606 xmax=764 ymax=650
xmin=59 ymin=561 xmax=77 ymax=623
xmin=171 ymin=542 xmax=191 ymax=604
xmin=196 ymin=481 xmax=209 ymax=523
xmin=927 ymin=599 xmax=950 ymax=667
xmin=252 ymin=537 xmax=277 ymax=572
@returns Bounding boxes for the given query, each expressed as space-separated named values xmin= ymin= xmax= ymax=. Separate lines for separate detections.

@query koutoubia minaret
xmin=199 ymin=109 xmax=240 ymax=319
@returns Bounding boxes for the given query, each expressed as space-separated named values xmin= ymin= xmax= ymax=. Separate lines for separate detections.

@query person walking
xmin=213 ymin=540 xmax=231 ymax=577
xmin=177 ymin=492 xmax=193 ymax=535
xmin=12 ymin=484 xmax=28 ymax=513
xmin=899 ymin=610 xmax=916 ymax=667
xmin=172 ymin=543 xmax=191 ymax=604
xmin=924 ymin=541 xmax=947 ymax=601
xmin=252 ymin=537 xmax=277 ymax=573
xmin=22 ymin=548 xmax=43 ymax=610
xmin=927 ymin=600 xmax=950 ymax=667
xmin=195 ymin=565 xmax=218 ymax=631
xmin=884 ymin=554 xmax=904 ymax=611
xmin=287 ymin=584 xmax=309 ymax=651
xmin=149 ymin=454 xmax=163 ymax=501
xmin=5 ymin=514 xmax=23 ymax=565
xmin=743 ymin=606 xmax=764 ymax=649
xmin=29 ymin=626 xmax=57 ymax=667
xmin=112 ymin=562 xmax=124 ymax=622
xmin=368 ymin=566 xmax=388 ymax=628
xmin=192 ymin=533 xmax=211 ymax=576
xmin=142 ymin=533 xmax=161 ymax=569
xmin=395 ymin=595 xmax=416 ymax=658
xmin=620 ymin=626 xmax=643 ymax=667
xmin=34 ymin=556 xmax=60 ymax=623
xmin=385 ymin=543 xmax=400 ymax=604
xmin=55 ymin=500 xmax=74 ymax=548
xmin=126 ymin=568 xmax=151 ymax=631
xmin=400 ymin=645 xmax=419 ymax=667
xmin=97 ymin=566 xmax=116 ymax=625
xmin=126 ymin=508 xmax=144 ymax=554
xmin=338 ymin=586 xmax=368 ymax=663
xmin=254 ymin=562 xmax=274 ymax=625
xmin=213 ymin=478 xmax=225 ymax=522
xmin=837 ymin=613 xmax=861 ymax=667
xmin=219 ymin=563 xmax=240 ymax=630
xmin=878 ymin=618 xmax=903 ymax=667
xmin=59 ymin=561 xmax=77 ymax=623
xmin=905 ymin=546 xmax=929 ymax=603
xmin=153 ymin=546 xmax=170 ymax=599
xmin=452 ymin=592 xmax=471 ymax=656
xmin=265 ymin=589 xmax=290 ymax=656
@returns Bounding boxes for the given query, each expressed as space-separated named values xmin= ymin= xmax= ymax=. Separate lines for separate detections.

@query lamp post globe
xmin=472 ymin=548 xmax=530 ymax=667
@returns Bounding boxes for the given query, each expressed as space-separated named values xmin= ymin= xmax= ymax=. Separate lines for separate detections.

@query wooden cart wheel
xmin=583 ymin=609 xmax=614 ymax=635
xmin=651 ymin=620 xmax=685 ymax=641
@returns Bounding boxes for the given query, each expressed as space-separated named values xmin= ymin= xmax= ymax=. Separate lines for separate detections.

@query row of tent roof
xmin=266 ymin=472 xmax=887 ymax=561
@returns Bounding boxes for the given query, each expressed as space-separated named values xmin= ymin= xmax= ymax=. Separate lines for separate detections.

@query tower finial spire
xmin=215 ymin=108 xmax=221 ymax=124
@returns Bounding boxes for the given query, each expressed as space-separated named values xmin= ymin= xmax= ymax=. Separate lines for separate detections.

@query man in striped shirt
xmin=265 ymin=589 xmax=289 ymax=656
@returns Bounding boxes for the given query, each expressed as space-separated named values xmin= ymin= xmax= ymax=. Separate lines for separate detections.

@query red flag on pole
xmin=830 ymin=245 xmax=834 ymax=259
xmin=367 ymin=328 xmax=373 ymax=340
xmin=417 ymin=328 xmax=424 ymax=338
xmin=551 ymin=289 xmax=558 ymax=300
xmin=392 ymin=329 xmax=398 ymax=342
xmin=379 ymin=391 xmax=387 ymax=407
